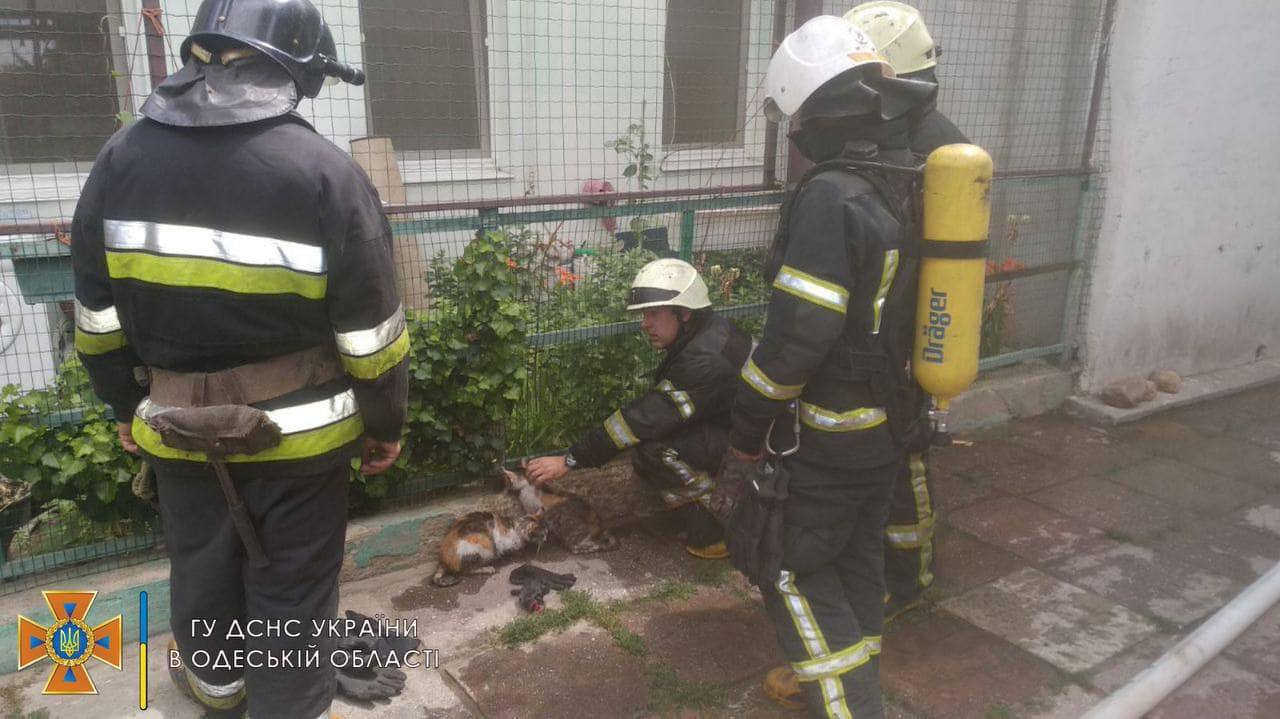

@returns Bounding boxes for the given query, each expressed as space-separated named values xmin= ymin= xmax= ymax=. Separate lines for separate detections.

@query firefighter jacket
xmin=71 ymin=113 xmax=408 ymax=471
xmin=909 ymin=109 xmax=969 ymax=160
xmin=568 ymin=313 xmax=753 ymax=469
xmin=730 ymin=147 xmax=919 ymax=472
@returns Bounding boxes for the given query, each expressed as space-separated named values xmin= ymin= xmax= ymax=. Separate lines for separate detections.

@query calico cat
xmin=430 ymin=511 xmax=544 ymax=587
xmin=504 ymin=468 xmax=619 ymax=554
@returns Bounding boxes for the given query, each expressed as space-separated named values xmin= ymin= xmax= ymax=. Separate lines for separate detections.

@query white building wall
xmin=1078 ymin=0 xmax=1280 ymax=393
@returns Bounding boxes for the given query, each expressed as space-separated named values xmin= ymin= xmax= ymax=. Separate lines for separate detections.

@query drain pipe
xmin=1082 ymin=560 xmax=1280 ymax=719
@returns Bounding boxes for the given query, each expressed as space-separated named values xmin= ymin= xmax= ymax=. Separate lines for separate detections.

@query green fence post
xmin=679 ymin=209 xmax=696 ymax=260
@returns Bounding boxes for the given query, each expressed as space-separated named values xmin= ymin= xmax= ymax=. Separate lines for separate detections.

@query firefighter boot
xmin=167 ymin=639 xmax=246 ymax=717
xmin=762 ymin=665 xmax=805 ymax=710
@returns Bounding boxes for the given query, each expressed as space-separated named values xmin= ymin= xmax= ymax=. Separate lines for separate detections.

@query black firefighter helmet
xmin=183 ymin=0 xmax=362 ymax=99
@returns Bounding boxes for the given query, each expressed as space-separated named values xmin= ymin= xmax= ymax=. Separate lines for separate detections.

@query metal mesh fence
xmin=0 ymin=0 xmax=1111 ymax=591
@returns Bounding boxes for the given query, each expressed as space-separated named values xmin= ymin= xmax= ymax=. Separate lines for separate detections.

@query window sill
xmin=0 ymin=171 xmax=89 ymax=205
xmin=399 ymin=157 xmax=514 ymax=186
xmin=660 ymin=146 xmax=762 ymax=173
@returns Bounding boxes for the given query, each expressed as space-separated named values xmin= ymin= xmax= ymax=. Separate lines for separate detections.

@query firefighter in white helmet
xmin=526 ymin=258 xmax=752 ymax=558
xmin=845 ymin=1 xmax=970 ymax=158
xmin=723 ymin=16 xmax=938 ymax=716
xmin=846 ymin=0 xmax=970 ymax=626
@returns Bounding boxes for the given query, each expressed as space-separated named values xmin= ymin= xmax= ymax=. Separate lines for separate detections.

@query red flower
xmin=556 ymin=266 xmax=581 ymax=287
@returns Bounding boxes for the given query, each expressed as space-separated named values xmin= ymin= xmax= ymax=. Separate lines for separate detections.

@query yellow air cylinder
xmin=913 ymin=144 xmax=993 ymax=422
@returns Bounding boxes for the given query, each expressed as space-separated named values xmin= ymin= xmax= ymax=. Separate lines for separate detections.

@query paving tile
xmin=1048 ymin=543 xmax=1239 ymax=625
xmin=929 ymin=524 xmax=1028 ymax=598
xmin=1236 ymin=495 xmax=1280 ymax=538
xmin=1218 ymin=382 xmax=1280 ymax=423
xmin=1163 ymin=400 xmax=1242 ymax=437
xmin=1086 ymin=632 xmax=1182 ymax=694
xmin=946 ymin=496 xmax=1110 ymax=564
xmin=927 ymin=461 xmax=1003 ymax=514
xmin=880 ymin=608 xmax=1066 ymax=719
xmin=929 ymin=438 xmax=1070 ymax=495
xmin=940 ymin=567 xmax=1157 ymax=673
xmin=1027 ymin=476 xmax=1192 ymax=540
xmin=632 ymin=588 xmax=784 ymax=685
xmin=1148 ymin=656 xmax=1280 ymax=719
xmin=1156 ymin=435 xmax=1280 ymax=491
xmin=1224 ymin=604 xmax=1280 ymax=683
xmin=1005 ymin=413 xmax=1154 ymax=475
xmin=1013 ymin=684 xmax=1103 ymax=719
xmin=456 ymin=624 xmax=650 ymax=719
xmin=1107 ymin=456 xmax=1268 ymax=515
xmin=1229 ymin=418 xmax=1280 ymax=451
xmin=1152 ymin=517 xmax=1280 ymax=584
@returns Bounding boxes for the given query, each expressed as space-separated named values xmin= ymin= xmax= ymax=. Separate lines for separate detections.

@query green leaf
xmin=623 ymin=164 xmax=637 ymax=178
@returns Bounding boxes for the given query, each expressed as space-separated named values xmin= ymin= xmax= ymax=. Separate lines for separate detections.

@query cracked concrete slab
xmin=1048 ymin=543 xmax=1238 ymax=625
xmin=941 ymin=567 xmax=1157 ymax=673
xmin=946 ymin=496 xmax=1109 ymax=564
xmin=1107 ymin=457 xmax=1268 ymax=516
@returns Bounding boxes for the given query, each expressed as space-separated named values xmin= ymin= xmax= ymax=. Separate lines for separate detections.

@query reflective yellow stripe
xmin=656 ymin=380 xmax=695 ymax=419
xmin=133 ymin=390 xmax=363 ymax=462
xmin=799 ymin=402 xmax=887 ymax=432
xmin=773 ymin=265 xmax=849 ymax=314
xmin=133 ymin=413 xmax=363 ymax=463
xmin=741 ymin=357 xmax=803 ymax=400
xmin=870 ymin=249 xmax=900 ymax=334
xmin=603 ymin=410 xmax=639 ymax=450
xmin=777 ymin=570 xmax=830 ymax=657
xmin=106 ymin=252 xmax=327 ymax=300
xmin=793 ymin=636 xmax=880 ymax=680
xmin=340 ymin=327 xmax=409 ymax=380
xmin=885 ymin=514 xmax=936 ymax=548
xmin=75 ymin=328 xmax=128 ymax=355
xmin=909 ymin=453 xmax=934 ymax=588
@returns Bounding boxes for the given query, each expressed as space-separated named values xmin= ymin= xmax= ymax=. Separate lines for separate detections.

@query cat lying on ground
xmin=429 ymin=511 xmax=544 ymax=587
xmin=504 ymin=468 xmax=619 ymax=554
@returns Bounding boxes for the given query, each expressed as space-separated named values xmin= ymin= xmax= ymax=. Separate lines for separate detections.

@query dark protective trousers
xmin=758 ymin=458 xmax=899 ymax=719
xmin=883 ymin=453 xmax=935 ymax=602
xmin=632 ymin=421 xmax=727 ymax=547
xmin=156 ymin=461 xmax=348 ymax=719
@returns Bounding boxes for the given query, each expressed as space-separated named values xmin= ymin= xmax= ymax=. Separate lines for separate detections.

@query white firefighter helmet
xmin=626 ymin=259 xmax=711 ymax=311
xmin=762 ymin=15 xmax=892 ymax=122
xmin=844 ymin=2 xmax=938 ymax=76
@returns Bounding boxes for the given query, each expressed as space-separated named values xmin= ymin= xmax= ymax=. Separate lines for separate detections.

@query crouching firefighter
xmin=526 ymin=259 xmax=752 ymax=558
xmin=70 ymin=1 xmax=405 ymax=716
xmin=721 ymin=16 xmax=938 ymax=718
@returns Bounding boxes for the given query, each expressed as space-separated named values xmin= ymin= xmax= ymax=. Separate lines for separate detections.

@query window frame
xmin=659 ymin=0 xmax=751 ymax=152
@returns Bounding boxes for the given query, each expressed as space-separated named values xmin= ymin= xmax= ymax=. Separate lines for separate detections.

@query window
xmin=360 ymin=0 xmax=489 ymax=155
xmin=662 ymin=0 xmax=746 ymax=147
xmin=0 ymin=0 xmax=121 ymax=163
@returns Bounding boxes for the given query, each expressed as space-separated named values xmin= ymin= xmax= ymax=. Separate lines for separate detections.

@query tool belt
xmin=140 ymin=346 xmax=345 ymax=569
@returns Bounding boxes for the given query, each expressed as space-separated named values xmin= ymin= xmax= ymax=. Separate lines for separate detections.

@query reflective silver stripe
xmin=885 ymin=514 xmax=935 ymax=547
xmin=777 ymin=570 xmax=829 ymax=657
xmin=799 ymin=402 xmax=887 ymax=432
xmin=870 ymin=249 xmax=900 ymax=334
xmin=660 ymin=473 xmax=714 ymax=505
xmin=136 ymin=389 xmax=356 ymax=437
xmin=656 ymin=380 xmax=695 ymax=419
xmin=773 ymin=265 xmax=849 ymax=314
xmin=74 ymin=300 xmax=122 ymax=334
xmin=105 ymin=219 xmax=326 ymax=274
xmin=604 ymin=410 xmax=639 ymax=449
xmin=335 ymin=306 xmax=406 ymax=357
xmin=187 ymin=672 xmax=244 ymax=698
xmin=817 ymin=677 xmax=852 ymax=719
xmin=742 ymin=357 xmax=803 ymax=400
xmin=794 ymin=636 xmax=879 ymax=680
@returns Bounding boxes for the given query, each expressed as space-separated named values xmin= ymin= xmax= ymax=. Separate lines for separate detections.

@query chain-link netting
xmin=0 ymin=0 xmax=1111 ymax=590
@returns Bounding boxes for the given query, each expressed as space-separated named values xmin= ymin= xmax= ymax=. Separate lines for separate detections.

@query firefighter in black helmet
xmin=71 ymin=0 xmax=401 ymax=715
xmin=727 ymin=15 xmax=938 ymax=717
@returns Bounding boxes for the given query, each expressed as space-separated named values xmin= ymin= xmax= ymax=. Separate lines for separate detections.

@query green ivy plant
xmin=361 ymin=230 xmax=531 ymax=501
